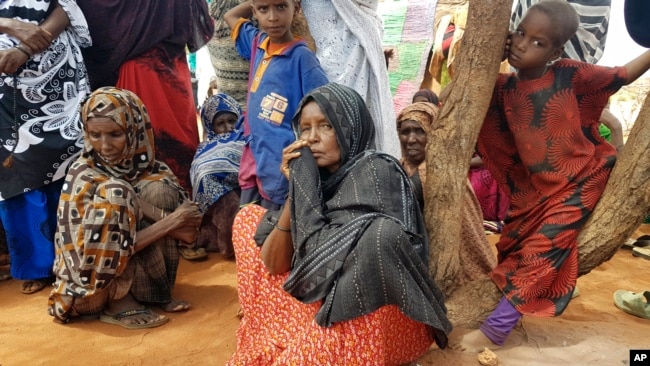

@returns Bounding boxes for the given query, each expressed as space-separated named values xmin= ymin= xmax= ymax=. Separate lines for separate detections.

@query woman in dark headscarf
xmin=228 ymin=83 xmax=450 ymax=365
xmin=48 ymin=87 xmax=202 ymax=329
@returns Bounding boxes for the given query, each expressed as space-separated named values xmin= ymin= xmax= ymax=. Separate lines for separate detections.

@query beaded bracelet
xmin=14 ymin=44 xmax=31 ymax=58
xmin=275 ymin=224 xmax=291 ymax=232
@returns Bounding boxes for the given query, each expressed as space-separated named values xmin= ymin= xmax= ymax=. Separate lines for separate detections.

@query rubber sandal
xmin=179 ymin=246 xmax=208 ymax=261
xmin=0 ymin=270 xmax=10 ymax=281
xmin=633 ymin=234 xmax=650 ymax=248
xmin=99 ymin=308 xmax=169 ymax=329
xmin=21 ymin=277 xmax=52 ymax=294
xmin=613 ymin=290 xmax=650 ymax=319
xmin=621 ymin=235 xmax=650 ymax=250
xmin=632 ymin=246 xmax=650 ymax=260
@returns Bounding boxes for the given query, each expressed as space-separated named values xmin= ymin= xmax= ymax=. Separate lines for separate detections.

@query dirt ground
xmin=1 ymin=226 xmax=649 ymax=366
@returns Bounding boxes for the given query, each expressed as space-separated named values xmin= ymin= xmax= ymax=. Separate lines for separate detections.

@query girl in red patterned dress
xmin=458 ymin=0 xmax=650 ymax=352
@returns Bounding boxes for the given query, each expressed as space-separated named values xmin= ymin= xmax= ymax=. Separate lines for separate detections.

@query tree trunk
xmin=576 ymin=95 xmax=650 ymax=274
xmin=425 ymin=0 xmax=650 ymax=328
xmin=424 ymin=0 xmax=511 ymax=298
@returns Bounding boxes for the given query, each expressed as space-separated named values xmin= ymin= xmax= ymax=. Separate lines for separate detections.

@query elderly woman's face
xmin=86 ymin=117 xmax=127 ymax=165
xmin=298 ymin=101 xmax=341 ymax=173
xmin=398 ymin=120 xmax=427 ymax=166
xmin=212 ymin=112 xmax=238 ymax=135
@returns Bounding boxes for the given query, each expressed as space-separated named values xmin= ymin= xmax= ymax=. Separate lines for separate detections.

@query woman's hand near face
xmin=280 ymin=140 xmax=309 ymax=180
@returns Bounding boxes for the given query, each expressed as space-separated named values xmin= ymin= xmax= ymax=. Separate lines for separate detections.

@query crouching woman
xmin=48 ymin=87 xmax=201 ymax=329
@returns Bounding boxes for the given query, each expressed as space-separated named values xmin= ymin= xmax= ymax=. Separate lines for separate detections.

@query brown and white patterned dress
xmin=48 ymin=88 xmax=187 ymax=322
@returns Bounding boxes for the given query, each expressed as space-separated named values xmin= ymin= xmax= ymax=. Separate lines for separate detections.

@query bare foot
xmin=452 ymin=329 xmax=502 ymax=353
xmin=158 ymin=298 xmax=191 ymax=313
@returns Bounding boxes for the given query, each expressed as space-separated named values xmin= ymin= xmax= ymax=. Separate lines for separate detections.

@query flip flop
xmin=632 ymin=246 xmax=650 ymax=260
xmin=21 ymin=277 xmax=52 ymax=294
xmin=613 ymin=290 xmax=650 ymax=320
xmin=0 ymin=270 xmax=10 ymax=281
xmin=179 ymin=246 xmax=208 ymax=261
xmin=633 ymin=234 xmax=650 ymax=248
xmin=99 ymin=308 xmax=169 ymax=329
xmin=622 ymin=236 xmax=650 ymax=250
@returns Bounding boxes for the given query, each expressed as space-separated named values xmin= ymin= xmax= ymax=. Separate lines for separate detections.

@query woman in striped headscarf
xmin=396 ymin=102 xmax=496 ymax=286
xmin=48 ymin=87 xmax=202 ymax=329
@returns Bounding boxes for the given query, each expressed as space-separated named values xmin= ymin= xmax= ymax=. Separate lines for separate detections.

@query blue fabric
xmin=625 ymin=0 xmax=650 ymax=48
xmin=234 ymin=21 xmax=329 ymax=205
xmin=0 ymin=179 xmax=63 ymax=280
xmin=191 ymin=93 xmax=245 ymax=212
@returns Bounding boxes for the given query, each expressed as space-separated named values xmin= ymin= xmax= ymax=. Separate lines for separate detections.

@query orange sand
xmin=1 ymin=226 xmax=648 ymax=365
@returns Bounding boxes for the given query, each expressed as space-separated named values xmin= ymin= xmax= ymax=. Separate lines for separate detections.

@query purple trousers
xmin=480 ymin=297 xmax=522 ymax=346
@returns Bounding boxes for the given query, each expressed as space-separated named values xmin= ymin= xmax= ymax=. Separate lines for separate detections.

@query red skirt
xmin=228 ymin=204 xmax=434 ymax=365
xmin=117 ymin=50 xmax=198 ymax=193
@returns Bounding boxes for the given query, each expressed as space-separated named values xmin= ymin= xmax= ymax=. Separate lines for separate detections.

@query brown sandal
xmin=178 ymin=246 xmax=208 ymax=261
xmin=21 ymin=277 xmax=52 ymax=294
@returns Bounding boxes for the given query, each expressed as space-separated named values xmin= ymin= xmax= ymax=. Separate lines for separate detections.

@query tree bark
xmin=424 ymin=0 xmax=511 ymax=297
xmin=425 ymin=0 xmax=650 ymax=328
xmin=576 ymin=95 xmax=650 ymax=275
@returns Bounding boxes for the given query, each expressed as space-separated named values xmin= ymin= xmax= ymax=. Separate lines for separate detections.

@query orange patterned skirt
xmin=227 ymin=204 xmax=435 ymax=365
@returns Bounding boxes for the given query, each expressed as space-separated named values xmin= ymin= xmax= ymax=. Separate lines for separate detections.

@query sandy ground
xmin=1 ymin=226 xmax=649 ymax=366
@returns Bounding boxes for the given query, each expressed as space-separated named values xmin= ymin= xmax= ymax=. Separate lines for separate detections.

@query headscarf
xmin=81 ymin=87 xmax=156 ymax=182
xmin=267 ymin=83 xmax=450 ymax=347
xmin=50 ymin=87 xmax=185 ymax=321
xmin=291 ymin=82 xmax=376 ymax=177
xmin=412 ymin=89 xmax=440 ymax=105
xmin=190 ymin=93 xmax=244 ymax=212
xmin=396 ymin=102 xmax=440 ymax=180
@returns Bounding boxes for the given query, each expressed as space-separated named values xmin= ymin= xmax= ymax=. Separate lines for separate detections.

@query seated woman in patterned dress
xmin=228 ymin=83 xmax=451 ymax=365
xmin=190 ymin=93 xmax=245 ymax=259
xmin=48 ymin=87 xmax=202 ymax=329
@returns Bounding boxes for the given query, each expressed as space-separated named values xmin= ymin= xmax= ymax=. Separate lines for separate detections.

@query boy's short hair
xmin=529 ymin=0 xmax=579 ymax=48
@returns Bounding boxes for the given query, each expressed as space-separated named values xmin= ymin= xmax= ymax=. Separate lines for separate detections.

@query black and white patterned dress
xmin=0 ymin=0 xmax=91 ymax=201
